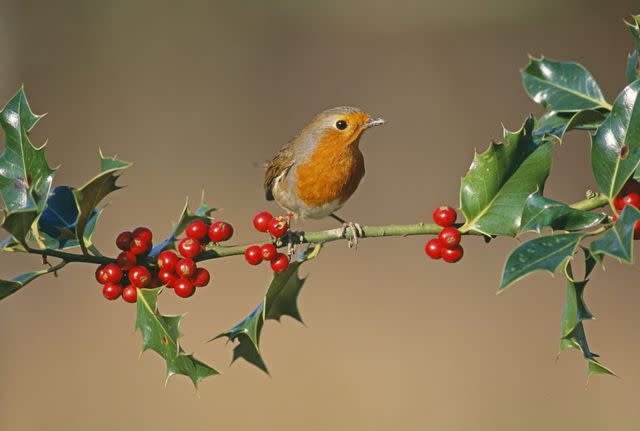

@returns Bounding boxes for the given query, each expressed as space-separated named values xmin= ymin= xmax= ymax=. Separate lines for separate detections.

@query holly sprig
xmin=2 ymin=15 xmax=640 ymax=387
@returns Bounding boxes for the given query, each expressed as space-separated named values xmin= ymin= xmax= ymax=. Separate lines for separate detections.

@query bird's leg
xmin=330 ymin=213 xmax=364 ymax=248
xmin=285 ymin=211 xmax=304 ymax=257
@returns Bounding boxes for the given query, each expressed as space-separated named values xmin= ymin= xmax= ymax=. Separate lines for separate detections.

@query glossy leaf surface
xmin=522 ymin=57 xmax=609 ymax=111
xmin=461 ymin=117 xmax=552 ymax=236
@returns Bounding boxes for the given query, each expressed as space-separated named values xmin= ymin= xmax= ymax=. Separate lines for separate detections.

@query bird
xmin=264 ymin=106 xmax=384 ymax=247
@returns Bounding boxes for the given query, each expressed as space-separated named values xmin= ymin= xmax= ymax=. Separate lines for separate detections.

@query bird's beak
xmin=363 ymin=117 xmax=385 ymax=129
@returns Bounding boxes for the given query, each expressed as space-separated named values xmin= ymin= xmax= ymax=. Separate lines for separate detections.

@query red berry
xmin=115 ymin=231 xmax=134 ymax=251
xmin=438 ymin=227 xmax=461 ymax=249
xmin=175 ymin=258 xmax=196 ymax=278
xmin=174 ymin=278 xmax=195 ymax=298
xmin=178 ymin=237 xmax=202 ymax=258
xmin=267 ymin=216 xmax=289 ymax=238
xmin=208 ymin=221 xmax=234 ymax=242
xmin=129 ymin=237 xmax=149 ymax=255
xmin=130 ymin=266 xmax=152 ymax=288
xmin=441 ymin=246 xmax=464 ymax=263
xmin=260 ymin=243 xmax=277 ymax=261
xmin=100 ymin=263 xmax=122 ymax=284
xmin=612 ymin=215 xmax=618 ymax=222
xmin=621 ymin=193 xmax=640 ymax=209
xmin=185 ymin=220 xmax=209 ymax=241
xmin=244 ymin=245 xmax=263 ymax=265
xmin=157 ymin=250 xmax=179 ymax=272
xmin=433 ymin=206 xmax=457 ymax=227
xmin=253 ymin=211 xmax=273 ymax=232
xmin=116 ymin=251 xmax=137 ymax=270
xmin=424 ymin=238 xmax=442 ymax=259
xmin=192 ymin=268 xmax=210 ymax=287
xmin=95 ymin=265 xmax=107 ymax=283
xmin=613 ymin=195 xmax=624 ymax=211
xmin=122 ymin=286 xmax=137 ymax=303
xmin=102 ymin=283 xmax=123 ymax=300
xmin=132 ymin=226 xmax=153 ymax=243
xmin=159 ymin=269 xmax=178 ymax=287
xmin=270 ymin=253 xmax=289 ymax=273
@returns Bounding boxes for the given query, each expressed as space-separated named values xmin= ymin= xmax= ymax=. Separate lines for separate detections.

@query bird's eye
xmin=335 ymin=120 xmax=348 ymax=130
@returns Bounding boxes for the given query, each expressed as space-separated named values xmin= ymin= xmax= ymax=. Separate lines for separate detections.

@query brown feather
xmin=264 ymin=145 xmax=294 ymax=201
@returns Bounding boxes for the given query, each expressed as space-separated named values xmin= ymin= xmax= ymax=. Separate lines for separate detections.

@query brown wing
xmin=264 ymin=145 xmax=295 ymax=201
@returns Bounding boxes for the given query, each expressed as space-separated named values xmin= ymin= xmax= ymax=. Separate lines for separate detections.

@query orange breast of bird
xmin=295 ymin=131 xmax=365 ymax=209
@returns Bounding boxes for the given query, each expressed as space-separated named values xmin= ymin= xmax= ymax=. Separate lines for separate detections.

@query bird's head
xmin=298 ymin=106 xmax=385 ymax=152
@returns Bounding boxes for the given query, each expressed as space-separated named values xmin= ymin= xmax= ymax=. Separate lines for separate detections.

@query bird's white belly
xmin=298 ymin=199 xmax=343 ymax=219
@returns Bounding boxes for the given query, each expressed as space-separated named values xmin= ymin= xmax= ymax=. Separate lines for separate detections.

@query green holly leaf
xmin=73 ymin=151 xmax=131 ymax=254
xmin=460 ymin=117 xmax=553 ymax=236
xmin=521 ymin=57 xmax=610 ymax=112
xmin=0 ymin=88 xmax=56 ymax=246
xmin=534 ymin=110 xmax=606 ymax=141
xmin=2 ymin=210 xmax=37 ymax=248
xmin=215 ymin=246 xmax=319 ymax=373
xmin=0 ymin=235 xmax=21 ymax=252
xmin=215 ymin=304 xmax=268 ymax=373
xmin=561 ymin=261 xmax=594 ymax=336
xmin=519 ymin=191 xmax=605 ymax=234
xmin=559 ymin=263 xmax=615 ymax=379
xmin=34 ymin=186 xmax=101 ymax=250
xmin=0 ymin=261 xmax=67 ymax=301
xmin=264 ymin=261 xmax=307 ymax=323
xmin=150 ymin=196 xmax=216 ymax=258
xmin=590 ymin=205 xmax=640 ymax=263
xmin=626 ymin=16 xmax=640 ymax=84
xmin=499 ymin=232 xmax=584 ymax=291
xmin=591 ymin=80 xmax=640 ymax=199
xmin=136 ymin=288 xmax=219 ymax=387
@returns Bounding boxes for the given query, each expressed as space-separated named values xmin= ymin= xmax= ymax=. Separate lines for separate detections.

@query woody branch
xmin=18 ymin=194 xmax=610 ymax=266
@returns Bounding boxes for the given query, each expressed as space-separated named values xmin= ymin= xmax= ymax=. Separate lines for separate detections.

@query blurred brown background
xmin=1 ymin=1 xmax=639 ymax=430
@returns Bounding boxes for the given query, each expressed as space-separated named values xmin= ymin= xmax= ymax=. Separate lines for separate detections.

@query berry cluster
xmin=243 ymin=211 xmax=290 ymax=272
xmin=156 ymin=219 xmax=233 ymax=298
xmin=96 ymin=227 xmax=158 ymax=303
xmin=424 ymin=206 xmax=464 ymax=263
xmin=95 ymin=219 xmax=233 ymax=302
xmin=612 ymin=178 xmax=640 ymax=239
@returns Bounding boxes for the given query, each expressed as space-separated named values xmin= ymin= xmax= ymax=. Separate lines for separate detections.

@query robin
xmin=264 ymin=106 xmax=385 ymax=246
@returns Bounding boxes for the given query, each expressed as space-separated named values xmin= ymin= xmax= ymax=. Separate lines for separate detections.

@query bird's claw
xmin=285 ymin=230 xmax=304 ymax=258
xmin=341 ymin=222 xmax=363 ymax=249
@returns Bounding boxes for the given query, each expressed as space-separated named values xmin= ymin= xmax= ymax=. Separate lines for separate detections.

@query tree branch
xmin=12 ymin=193 xmax=611 ymax=266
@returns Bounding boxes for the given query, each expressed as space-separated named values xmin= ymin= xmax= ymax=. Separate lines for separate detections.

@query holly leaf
xmin=2 ymin=210 xmax=38 ymax=248
xmin=626 ymin=16 xmax=640 ymax=84
xmin=591 ymin=80 xmax=640 ymax=199
xmin=534 ymin=110 xmax=606 ymax=141
xmin=215 ymin=304 xmax=268 ymax=373
xmin=499 ymin=232 xmax=584 ymax=291
xmin=215 ymin=246 xmax=318 ymax=373
xmin=519 ymin=191 xmax=605 ymax=234
xmin=521 ymin=57 xmax=610 ymax=112
xmin=136 ymin=288 xmax=219 ymax=387
xmin=0 ymin=235 xmax=22 ymax=252
xmin=460 ymin=117 xmax=553 ymax=236
xmin=560 ymin=262 xmax=615 ymax=379
xmin=0 ymin=261 xmax=66 ymax=301
xmin=73 ymin=151 xmax=131 ymax=254
xmin=150 ymin=196 xmax=216 ymax=258
xmin=0 ymin=88 xmax=55 ymax=246
xmin=590 ymin=205 xmax=640 ymax=263
xmin=35 ymin=186 xmax=101 ymax=250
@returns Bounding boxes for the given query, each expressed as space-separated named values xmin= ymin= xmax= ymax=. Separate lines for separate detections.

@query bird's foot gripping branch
xmin=2 ymin=15 xmax=640 ymax=387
